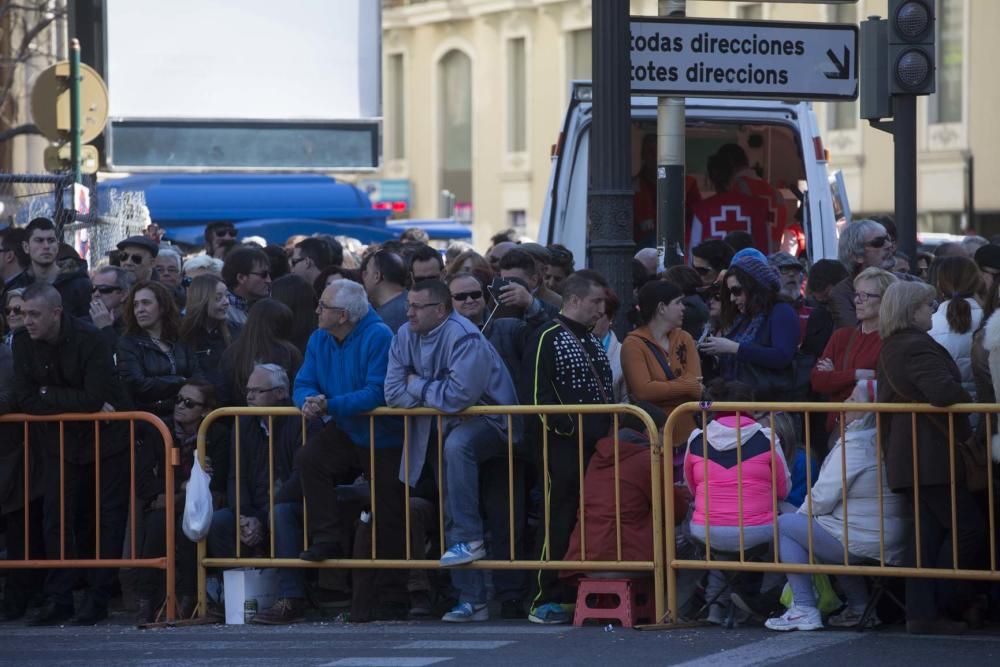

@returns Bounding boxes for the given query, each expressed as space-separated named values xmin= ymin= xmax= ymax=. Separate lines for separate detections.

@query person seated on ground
xmin=293 ymin=280 xmax=407 ymax=623
xmin=384 ymin=279 xmax=523 ymax=623
xmin=207 ymin=364 xmax=317 ymax=624
xmin=764 ymin=380 xmax=911 ymax=632
xmin=683 ymin=378 xmax=790 ymax=624
xmin=562 ymin=406 xmax=690 ymax=581
xmin=116 ymin=281 xmax=200 ymax=418
xmin=135 ymin=380 xmax=228 ymax=623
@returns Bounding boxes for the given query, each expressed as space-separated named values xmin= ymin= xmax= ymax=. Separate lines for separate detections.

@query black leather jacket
xmin=116 ymin=332 xmax=199 ymax=416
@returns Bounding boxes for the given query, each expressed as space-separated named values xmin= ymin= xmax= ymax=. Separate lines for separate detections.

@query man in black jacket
xmin=519 ymin=270 xmax=613 ymax=625
xmin=7 ymin=217 xmax=92 ymax=320
xmin=13 ymin=283 xmax=131 ymax=625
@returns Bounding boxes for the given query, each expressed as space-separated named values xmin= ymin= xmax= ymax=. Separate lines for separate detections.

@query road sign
xmin=30 ymin=61 xmax=109 ymax=143
xmin=630 ymin=17 xmax=858 ymax=101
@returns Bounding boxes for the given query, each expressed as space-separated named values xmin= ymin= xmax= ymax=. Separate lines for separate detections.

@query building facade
xmin=382 ymin=0 xmax=999 ymax=246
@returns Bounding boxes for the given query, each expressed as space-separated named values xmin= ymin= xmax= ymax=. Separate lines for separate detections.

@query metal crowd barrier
xmin=661 ymin=401 xmax=1000 ymax=626
xmin=195 ymin=404 xmax=666 ymax=621
xmin=0 ymin=411 xmax=177 ymax=622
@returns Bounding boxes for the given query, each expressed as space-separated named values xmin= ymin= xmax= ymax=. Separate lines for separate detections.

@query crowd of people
xmin=0 ymin=214 xmax=998 ymax=635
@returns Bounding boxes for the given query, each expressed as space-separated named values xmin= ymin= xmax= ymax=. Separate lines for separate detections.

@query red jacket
xmin=810 ymin=325 xmax=883 ymax=431
xmin=562 ymin=430 xmax=688 ymax=576
xmin=688 ymin=192 xmax=770 ymax=253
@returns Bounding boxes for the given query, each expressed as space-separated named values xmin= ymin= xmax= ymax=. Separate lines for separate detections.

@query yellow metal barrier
xmin=195 ymin=404 xmax=666 ymax=621
xmin=661 ymin=401 xmax=999 ymax=626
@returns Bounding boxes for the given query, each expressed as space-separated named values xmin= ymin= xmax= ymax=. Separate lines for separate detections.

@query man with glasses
xmin=830 ymin=219 xmax=906 ymax=329
xmin=407 ymin=244 xmax=444 ymax=284
xmin=293 ymin=280 xmax=408 ymax=621
xmin=204 ymin=222 xmax=238 ymax=259
xmin=385 ymin=279 xmax=521 ymax=623
xmin=90 ymin=266 xmax=134 ymax=350
xmin=290 ymin=237 xmax=335 ymax=287
xmin=207 ymin=363 xmax=314 ymax=624
xmin=691 ymin=240 xmax=735 ymax=289
xmin=221 ymin=246 xmax=272 ymax=326
xmin=116 ymin=235 xmax=159 ymax=283
xmin=769 ymin=251 xmax=811 ymax=343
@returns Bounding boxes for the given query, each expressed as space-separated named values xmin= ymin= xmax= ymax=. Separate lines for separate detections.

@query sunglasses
xmin=4 ymin=306 xmax=21 ymax=316
xmin=866 ymin=235 xmax=889 ymax=249
xmin=175 ymin=396 xmax=205 ymax=409
xmin=121 ymin=253 xmax=146 ymax=264
xmin=451 ymin=290 xmax=483 ymax=302
xmin=247 ymin=270 xmax=271 ymax=279
xmin=728 ymin=286 xmax=744 ymax=297
xmin=693 ymin=265 xmax=713 ymax=276
xmin=213 ymin=228 xmax=237 ymax=238
xmin=92 ymin=285 xmax=122 ymax=295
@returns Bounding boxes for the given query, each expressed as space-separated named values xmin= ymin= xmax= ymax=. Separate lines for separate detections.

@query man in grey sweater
xmin=385 ymin=279 xmax=521 ymax=623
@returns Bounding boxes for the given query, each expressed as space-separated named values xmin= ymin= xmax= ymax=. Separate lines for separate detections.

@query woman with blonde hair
xmin=180 ymin=274 xmax=239 ymax=379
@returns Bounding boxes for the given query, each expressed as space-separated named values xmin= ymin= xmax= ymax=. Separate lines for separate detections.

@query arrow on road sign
xmin=825 ymin=46 xmax=850 ymax=80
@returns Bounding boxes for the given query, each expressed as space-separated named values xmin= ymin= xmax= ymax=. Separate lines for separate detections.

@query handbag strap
xmin=881 ymin=366 xmax=948 ymax=438
xmin=558 ymin=322 xmax=610 ymax=403
xmin=641 ymin=338 xmax=676 ymax=380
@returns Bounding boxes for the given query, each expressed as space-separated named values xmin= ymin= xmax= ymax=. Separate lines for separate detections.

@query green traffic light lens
xmin=895 ymin=49 xmax=931 ymax=90
xmin=895 ymin=1 xmax=931 ymax=40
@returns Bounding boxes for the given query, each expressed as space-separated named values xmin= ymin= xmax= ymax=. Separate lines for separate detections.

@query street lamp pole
xmin=589 ymin=0 xmax=634 ymax=335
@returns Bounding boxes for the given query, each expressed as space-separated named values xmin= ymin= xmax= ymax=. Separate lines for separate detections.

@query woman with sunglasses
xmin=180 ymin=274 xmax=240 ymax=384
xmin=698 ymin=250 xmax=800 ymax=399
xmin=135 ymin=379 xmax=228 ymax=623
xmin=622 ymin=280 xmax=703 ymax=446
xmin=811 ymin=267 xmax=897 ymax=441
xmin=117 ymin=281 xmax=200 ymax=418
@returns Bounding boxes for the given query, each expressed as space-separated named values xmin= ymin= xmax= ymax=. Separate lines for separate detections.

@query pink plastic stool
xmin=572 ymin=577 xmax=654 ymax=628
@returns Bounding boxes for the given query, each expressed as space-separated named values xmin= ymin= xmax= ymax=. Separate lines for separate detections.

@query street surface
xmin=2 ymin=616 xmax=1000 ymax=666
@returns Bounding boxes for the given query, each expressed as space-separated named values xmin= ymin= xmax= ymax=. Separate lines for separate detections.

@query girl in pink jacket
xmin=683 ymin=379 xmax=791 ymax=623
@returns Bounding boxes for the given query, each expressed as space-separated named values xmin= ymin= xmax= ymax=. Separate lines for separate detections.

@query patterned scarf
xmin=719 ymin=313 xmax=765 ymax=380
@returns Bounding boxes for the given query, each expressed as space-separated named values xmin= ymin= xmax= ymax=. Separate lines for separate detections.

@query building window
xmin=929 ymin=0 xmax=963 ymax=125
xmin=387 ymin=53 xmax=405 ymax=160
xmin=568 ymin=28 xmax=591 ymax=81
xmin=508 ymin=37 xmax=527 ymax=154
xmin=438 ymin=49 xmax=473 ymax=205
xmin=508 ymin=209 xmax=527 ymax=233
xmin=828 ymin=3 xmax=857 ymax=131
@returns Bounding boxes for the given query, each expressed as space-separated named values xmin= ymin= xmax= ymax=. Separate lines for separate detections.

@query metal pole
xmin=965 ymin=154 xmax=975 ymax=232
xmin=893 ymin=95 xmax=917 ymax=264
xmin=589 ymin=0 xmax=634 ymax=336
xmin=659 ymin=0 xmax=686 ymax=269
xmin=69 ymin=38 xmax=82 ymax=185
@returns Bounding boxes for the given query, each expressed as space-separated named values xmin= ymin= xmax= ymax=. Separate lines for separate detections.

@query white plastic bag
xmin=182 ymin=458 xmax=213 ymax=541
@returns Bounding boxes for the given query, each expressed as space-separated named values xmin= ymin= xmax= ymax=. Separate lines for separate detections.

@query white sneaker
xmin=828 ymin=607 xmax=881 ymax=629
xmin=764 ymin=605 xmax=824 ymax=632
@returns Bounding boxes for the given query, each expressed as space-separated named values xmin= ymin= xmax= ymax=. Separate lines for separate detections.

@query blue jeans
xmin=208 ymin=503 xmax=305 ymax=599
xmin=443 ymin=418 xmax=507 ymax=604
xmin=776 ymin=513 xmax=867 ymax=611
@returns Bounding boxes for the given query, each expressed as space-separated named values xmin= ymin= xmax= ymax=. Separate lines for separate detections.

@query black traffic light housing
xmin=887 ymin=0 xmax=936 ymax=95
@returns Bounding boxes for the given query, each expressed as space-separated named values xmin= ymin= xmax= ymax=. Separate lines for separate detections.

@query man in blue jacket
xmin=293 ymin=279 xmax=407 ymax=619
xmin=385 ymin=280 xmax=522 ymax=623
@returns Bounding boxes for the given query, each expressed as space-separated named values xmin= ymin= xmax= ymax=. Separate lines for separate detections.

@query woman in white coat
xmin=929 ymin=256 xmax=984 ymax=399
xmin=765 ymin=380 xmax=911 ymax=632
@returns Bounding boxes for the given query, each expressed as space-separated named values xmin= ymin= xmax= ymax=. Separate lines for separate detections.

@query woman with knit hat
xmin=698 ymin=249 xmax=800 ymax=399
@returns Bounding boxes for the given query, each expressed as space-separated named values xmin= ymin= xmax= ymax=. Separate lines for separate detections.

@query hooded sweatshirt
xmin=684 ymin=415 xmax=790 ymax=527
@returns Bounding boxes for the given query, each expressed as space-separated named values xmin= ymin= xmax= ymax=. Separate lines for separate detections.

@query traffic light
xmin=887 ymin=0 xmax=935 ymax=95
xmin=860 ymin=17 xmax=891 ymax=120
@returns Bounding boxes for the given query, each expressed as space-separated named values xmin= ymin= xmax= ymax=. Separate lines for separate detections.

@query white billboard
xmin=103 ymin=0 xmax=381 ymax=169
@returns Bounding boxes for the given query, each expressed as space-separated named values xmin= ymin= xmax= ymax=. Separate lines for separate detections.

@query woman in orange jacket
xmin=621 ymin=280 xmax=704 ymax=448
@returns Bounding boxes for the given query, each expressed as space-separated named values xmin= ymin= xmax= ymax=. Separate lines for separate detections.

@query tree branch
xmin=0 ymin=122 xmax=40 ymax=142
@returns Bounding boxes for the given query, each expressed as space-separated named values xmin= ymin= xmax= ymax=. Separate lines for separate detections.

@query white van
xmin=537 ymin=81 xmax=850 ymax=266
